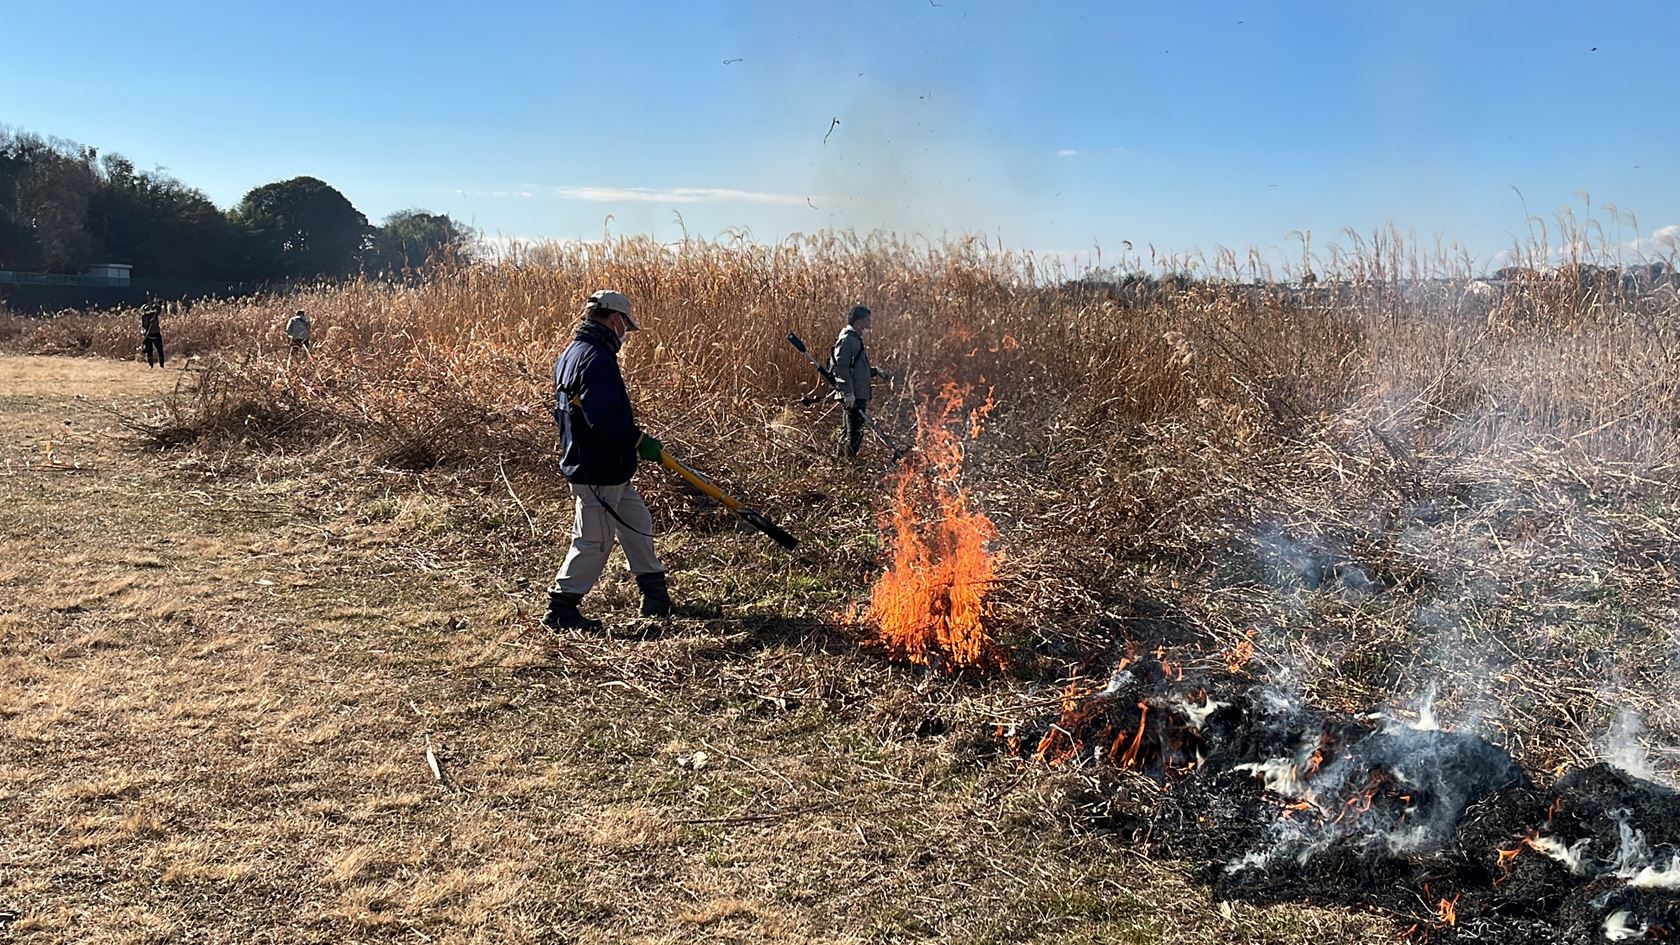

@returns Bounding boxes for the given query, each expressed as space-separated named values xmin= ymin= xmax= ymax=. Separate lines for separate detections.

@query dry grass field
xmin=0 ymin=354 xmax=1395 ymax=943
xmin=5 ymin=225 xmax=1680 ymax=942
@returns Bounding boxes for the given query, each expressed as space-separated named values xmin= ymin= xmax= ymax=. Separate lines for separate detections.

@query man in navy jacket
xmin=543 ymin=290 xmax=670 ymax=631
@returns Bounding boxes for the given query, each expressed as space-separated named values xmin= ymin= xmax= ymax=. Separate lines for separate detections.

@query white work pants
xmin=550 ymin=483 xmax=664 ymax=596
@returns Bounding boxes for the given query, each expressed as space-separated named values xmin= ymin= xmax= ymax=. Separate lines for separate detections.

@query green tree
xmin=232 ymin=176 xmax=371 ymax=278
xmin=0 ymin=136 xmax=34 ymax=267
xmin=0 ymin=130 xmax=99 ymax=272
xmin=370 ymin=209 xmax=476 ymax=272
xmin=89 ymin=155 xmax=252 ymax=279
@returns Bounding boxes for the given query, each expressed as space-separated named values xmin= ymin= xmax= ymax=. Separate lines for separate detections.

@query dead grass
xmin=0 ymin=353 xmax=1406 ymax=943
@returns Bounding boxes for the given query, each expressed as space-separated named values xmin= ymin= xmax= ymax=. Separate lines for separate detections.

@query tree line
xmin=0 ymin=127 xmax=474 ymax=281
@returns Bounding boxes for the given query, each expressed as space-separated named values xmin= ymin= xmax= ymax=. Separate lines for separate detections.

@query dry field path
xmin=0 ymin=355 xmax=1390 ymax=944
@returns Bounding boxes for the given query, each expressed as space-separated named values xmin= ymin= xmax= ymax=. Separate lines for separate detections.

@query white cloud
xmin=1056 ymin=147 xmax=1130 ymax=158
xmin=553 ymin=186 xmax=818 ymax=206
xmin=1617 ymin=223 xmax=1680 ymax=258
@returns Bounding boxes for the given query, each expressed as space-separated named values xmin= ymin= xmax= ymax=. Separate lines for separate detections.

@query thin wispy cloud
xmin=554 ymin=186 xmax=820 ymax=206
xmin=1058 ymin=147 xmax=1129 ymax=158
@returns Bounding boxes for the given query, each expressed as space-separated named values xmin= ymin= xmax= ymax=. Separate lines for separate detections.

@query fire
xmin=1437 ymin=894 xmax=1459 ymax=926
xmin=968 ymin=386 xmax=996 ymax=439
xmin=1303 ymin=729 xmax=1335 ymax=779
xmin=1117 ymin=702 xmax=1151 ymax=769
xmin=1225 ymin=629 xmax=1256 ymax=674
xmin=1034 ymin=677 xmax=1096 ymax=762
xmin=866 ymin=384 xmax=1004 ymax=671
xmin=1495 ymin=831 xmax=1548 ymax=874
xmin=1281 ymin=800 xmax=1317 ymax=820
xmin=1333 ymin=771 xmax=1386 ymax=825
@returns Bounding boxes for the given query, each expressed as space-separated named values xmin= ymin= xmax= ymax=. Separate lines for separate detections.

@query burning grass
xmin=867 ymin=383 xmax=1005 ymax=671
xmin=1010 ymin=649 xmax=1680 ymax=942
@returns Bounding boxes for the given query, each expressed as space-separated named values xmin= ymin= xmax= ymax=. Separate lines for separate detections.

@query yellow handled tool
xmin=658 ymin=450 xmax=799 ymax=550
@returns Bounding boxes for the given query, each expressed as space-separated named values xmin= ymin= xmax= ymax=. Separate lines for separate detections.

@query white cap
xmin=587 ymin=290 xmax=637 ymax=330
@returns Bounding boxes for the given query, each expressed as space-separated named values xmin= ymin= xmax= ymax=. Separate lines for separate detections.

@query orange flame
xmin=1117 ymin=702 xmax=1151 ymax=769
xmin=1225 ymin=629 xmax=1256 ymax=674
xmin=867 ymin=385 xmax=1004 ymax=671
xmin=1034 ymin=677 xmax=1094 ymax=762
xmin=1496 ymin=831 xmax=1546 ymax=874
xmin=1303 ymin=730 xmax=1335 ymax=779
xmin=968 ymin=386 xmax=996 ymax=439
xmin=1334 ymin=773 xmax=1382 ymax=824
xmin=1436 ymin=895 xmax=1458 ymax=926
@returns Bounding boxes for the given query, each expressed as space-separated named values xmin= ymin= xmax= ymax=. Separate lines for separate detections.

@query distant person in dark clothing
xmin=140 ymin=304 xmax=165 ymax=368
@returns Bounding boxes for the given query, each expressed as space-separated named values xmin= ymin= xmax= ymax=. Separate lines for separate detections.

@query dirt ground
xmin=0 ymin=355 xmax=1397 ymax=944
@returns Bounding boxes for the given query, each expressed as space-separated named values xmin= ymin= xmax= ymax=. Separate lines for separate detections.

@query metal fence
xmin=0 ymin=270 xmax=131 ymax=288
xmin=0 ymin=277 xmax=271 ymax=314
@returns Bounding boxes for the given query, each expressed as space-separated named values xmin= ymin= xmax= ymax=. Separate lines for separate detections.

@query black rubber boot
xmin=542 ymin=592 xmax=602 ymax=631
xmin=636 ymin=572 xmax=673 ymax=618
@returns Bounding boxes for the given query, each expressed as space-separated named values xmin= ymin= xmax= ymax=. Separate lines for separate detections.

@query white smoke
xmin=1628 ymin=853 xmax=1680 ymax=890
xmin=1604 ymin=909 xmax=1648 ymax=941
xmin=1602 ymin=708 xmax=1658 ymax=782
xmin=1528 ymin=835 xmax=1590 ymax=875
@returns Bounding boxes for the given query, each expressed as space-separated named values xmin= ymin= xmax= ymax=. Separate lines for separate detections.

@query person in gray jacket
xmin=830 ymin=305 xmax=888 ymax=456
xmin=286 ymin=309 xmax=312 ymax=352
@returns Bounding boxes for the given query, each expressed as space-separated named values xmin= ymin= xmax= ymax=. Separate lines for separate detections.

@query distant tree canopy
xmin=0 ymin=131 xmax=99 ymax=272
xmin=370 ymin=209 xmax=476 ymax=271
xmin=89 ymin=154 xmax=253 ymax=278
xmin=233 ymin=176 xmax=372 ymax=279
xmin=0 ymin=127 xmax=474 ymax=282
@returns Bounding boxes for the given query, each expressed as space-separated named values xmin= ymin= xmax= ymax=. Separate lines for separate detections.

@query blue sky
xmin=4 ymin=0 xmax=1676 ymax=270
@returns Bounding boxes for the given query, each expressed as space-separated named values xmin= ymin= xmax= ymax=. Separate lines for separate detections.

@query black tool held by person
xmin=785 ymin=331 xmax=909 ymax=461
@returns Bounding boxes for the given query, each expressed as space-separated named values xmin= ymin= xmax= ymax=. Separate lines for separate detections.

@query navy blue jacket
xmin=553 ymin=319 xmax=640 ymax=485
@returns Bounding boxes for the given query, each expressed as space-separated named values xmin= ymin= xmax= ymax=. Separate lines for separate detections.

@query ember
xmin=1009 ymin=657 xmax=1680 ymax=943
xmin=866 ymin=384 xmax=1004 ymax=671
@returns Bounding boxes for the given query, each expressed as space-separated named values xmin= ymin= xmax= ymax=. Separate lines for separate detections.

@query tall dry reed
xmin=4 ymin=225 xmax=1679 ymax=712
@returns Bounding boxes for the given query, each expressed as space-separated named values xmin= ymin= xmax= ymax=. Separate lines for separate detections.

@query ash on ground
xmin=1010 ymin=657 xmax=1680 ymax=943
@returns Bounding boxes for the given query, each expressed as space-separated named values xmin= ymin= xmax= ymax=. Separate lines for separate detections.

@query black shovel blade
xmin=738 ymin=507 xmax=799 ymax=550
